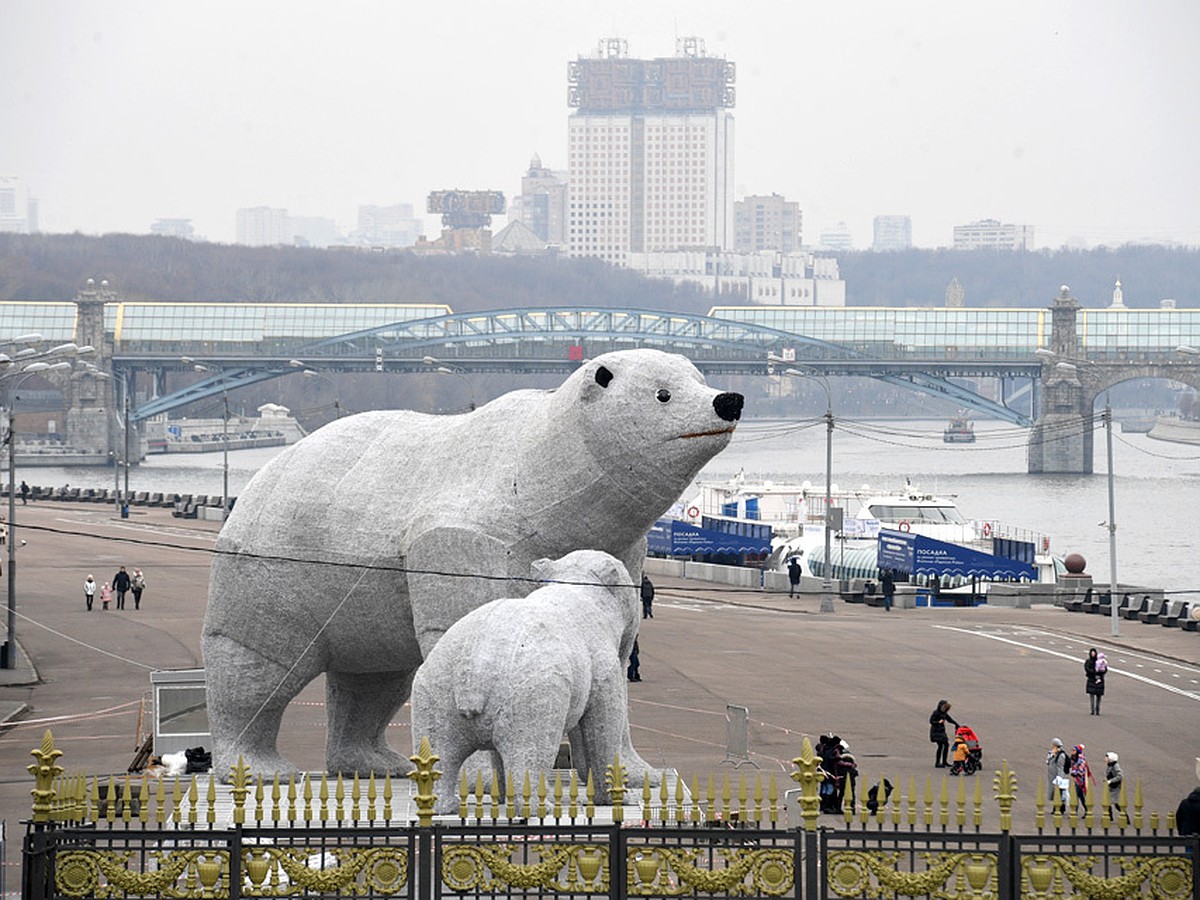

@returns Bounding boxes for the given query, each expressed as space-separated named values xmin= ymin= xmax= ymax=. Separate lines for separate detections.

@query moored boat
xmin=943 ymin=414 xmax=975 ymax=443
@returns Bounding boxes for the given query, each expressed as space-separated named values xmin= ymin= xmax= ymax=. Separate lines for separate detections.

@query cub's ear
xmin=595 ymin=365 xmax=614 ymax=388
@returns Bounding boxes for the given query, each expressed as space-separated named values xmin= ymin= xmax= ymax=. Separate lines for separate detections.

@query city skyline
xmin=4 ymin=1 xmax=1199 ymax=250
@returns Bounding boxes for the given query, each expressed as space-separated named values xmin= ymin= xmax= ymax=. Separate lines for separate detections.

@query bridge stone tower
xmin=64 ymin=279 xmax=118 ymax=455
xmin=1027 ymin=285 xmax=1093 ymax=474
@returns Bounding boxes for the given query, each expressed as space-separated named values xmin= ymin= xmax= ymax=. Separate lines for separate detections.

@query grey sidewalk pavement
xmin=1 ymin=503 xmax=1197 ymax=837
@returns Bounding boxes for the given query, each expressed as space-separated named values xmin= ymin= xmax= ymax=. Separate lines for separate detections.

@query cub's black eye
xmin=656 ymin=389 xmax=671 ymax=403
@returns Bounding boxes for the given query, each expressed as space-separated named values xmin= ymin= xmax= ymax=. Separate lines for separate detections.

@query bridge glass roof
xmin=0 ymin=302 xmax=78 ymax=342
xmin=710 ymin=306 xmax=1047 ymax=355
xmin=1080 ymin=308 xmax=1200 ymax=353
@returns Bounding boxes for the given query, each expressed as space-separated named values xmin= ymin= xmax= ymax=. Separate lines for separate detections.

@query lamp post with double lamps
xmin=3 ymin=358 xmax=76 ymax=668
xmin=288 ymin=360 xmax=342 ymax=421
xmin=770 ymin=355 xmax=837 ymax=614
xmin=422 ymin=356 xmax=476 ymax=412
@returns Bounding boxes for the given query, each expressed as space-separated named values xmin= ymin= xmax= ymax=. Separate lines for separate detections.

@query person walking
xmin=929 ymin=699 xmax=958 ymax=768
xmin=787 ymin=556 xmax=802 ymax=598
xmin=1069 ymin=743 xmax=1095 ymax=814
xmin=19 ymin=480 xmax=28 ymax=505
xmin=1103 ymin=751 xmax=1129 ymax=825
xmin=83 ymin=574 xmax=96 ymax=611
xmin=881 ymin=569 xmax=895 ymax=612
xmin=112 ymin=566 xmax=132 ymax=610
xmin=1176 ymin=784 xmax=1200 ymax=836
xmin=640 ymin=574 xmax=654 ymax=619
xmin=131 ymin=569 xmax=146 ymax=610
xmin=626 ymin=637 xmax=641 ymax=682
xmin=1085 ymin=647 xmax=1106 ymax=715
xmin=99 ymin=581 xmax=112 ymax=611
xmin=1046 ymin=737 xmax=1071 ymax=814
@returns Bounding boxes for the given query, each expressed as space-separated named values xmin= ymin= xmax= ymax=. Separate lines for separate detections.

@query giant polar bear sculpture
xmin=202 ymin=349 xmax=743 ymax=779
xmin=410 ymin=550 xmax=639 ymax=811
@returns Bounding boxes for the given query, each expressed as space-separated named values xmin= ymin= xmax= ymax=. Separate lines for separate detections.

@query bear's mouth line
xmin=677 ymin=426 xmax=737 ymax=439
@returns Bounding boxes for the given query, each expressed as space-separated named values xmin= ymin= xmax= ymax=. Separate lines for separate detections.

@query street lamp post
xmin=1102 ymin=396 xmax=1119 ymax=637
xmin=4 ymin=360 xmax=73 ymax=669
xmin=289 ymin=360 xmax=342 ymax=420
xmin=772 ymin=356 xmax=836 ymax=613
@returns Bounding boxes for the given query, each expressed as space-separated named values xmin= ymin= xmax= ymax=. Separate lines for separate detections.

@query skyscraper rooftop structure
xmin=567 ymin=37 xmax=735 ymax=265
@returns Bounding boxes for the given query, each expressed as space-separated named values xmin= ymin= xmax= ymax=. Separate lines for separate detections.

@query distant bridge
xmin=3 ymin=283 xmax=1199 ymax=473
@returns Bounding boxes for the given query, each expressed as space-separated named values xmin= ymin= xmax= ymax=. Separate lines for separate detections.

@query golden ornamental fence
xmin=21 ymin=730 xmax=1199 ymax=900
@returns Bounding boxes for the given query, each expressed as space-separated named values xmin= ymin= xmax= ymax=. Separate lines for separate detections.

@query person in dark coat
xmin=1176 ymin=785 xmax=1200 ymax=835
xmin=787 ymin=557 xmax=802 ymax=598
xmin=640 ymin=574 xmax=654 ymax=619
xmin=626 ymin=637 xmax=641 ymax=682
xmin=881 ymin=569 xmax=895 ymax=612
xmin=19 ymin=480 xmax=29 ymax=505
xmin=929 ymin=699 xmax=958 ymax=768
xmin=112 ymin=566 xmax=132 ymax=610
xmin=1085 ymin=647 xmax=1106 ymax=715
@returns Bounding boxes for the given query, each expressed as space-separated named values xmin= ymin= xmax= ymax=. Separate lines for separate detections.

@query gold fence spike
xmin=171 ymin=776 xmax=182 ymax=826
xmin=1133 ymin=779 xmax=1144 ymax=831
xmin=767 ymin=773 xmax=779 ymax=827
xmin=474 ymin=770 xmax=486 ymax=822
xmin=206 ymin=772 xmax=217 ymax=826
xmin=972 ymin=772 xmax=983 ymax=829
xmin=954 ymin=774 xmax=967 ymax=827
xmin=287 ymin=772 xmax=298 ymax=824
xmin=138 ymin=777 xmax=150 ymax=825
xmin=255 ymin=775 xmax=265 ymax=826
xmin=585 ymin=769 xmax=595 ymax=821
xmin=365 ymin=772 xmax=377 ymax=825
xmin=335 ymin=772 xmax=346 ymax=824
xmin=537 ymin=770 xmax=548 ymax=820
xmin=937 ymin=775 xmax=949 ymax=827
xmin=992 ymin=760 xmax=1017 ymax=832
xmin=230 ymin=755 xmax=250 ymax=825
xmin=906 ymin=775 xmax=917 ymax=827
xmin=788 ymin=735 xmax=821 ymax=832
xmin=490 ymin=770 xmax=501 ymax=822
xmin=506 ymin=771 xmax=518 ymax=821
xmin=553 ymin=771 xmax=565 ymax=821
xmin=569 ymin=769 xmax=580 ymax=821
xmin=29 ymin=730 xmax=64 ymax=823
xmin=641 ymin=774 xmax=652 ymax=824
xmin=382 ymin=771 xmax=393 ymax=824
xmin=303 ymin=772 xmax=314 ymax=824
xmin=407 ymin=735 xmax=441 ymax=827
xmin=606 ymin=755 xmax=626 ymax=823
xmin=923 ymin=775 xmax=935 ymax=827
xmin=350 ymin=772 xmax=361 ymax=825
xmin=318 ymin=772 xmax=330 ymax=825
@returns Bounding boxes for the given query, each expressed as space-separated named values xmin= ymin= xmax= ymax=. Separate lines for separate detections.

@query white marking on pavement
xmin=933 ymin=625 xmax=1200 ymax=701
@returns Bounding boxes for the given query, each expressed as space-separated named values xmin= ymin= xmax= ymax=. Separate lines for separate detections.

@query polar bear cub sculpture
xmin=411 ymin=550 xmax=641 ymax=810
xmin=202 ymin=348 xmax=743 ymax=780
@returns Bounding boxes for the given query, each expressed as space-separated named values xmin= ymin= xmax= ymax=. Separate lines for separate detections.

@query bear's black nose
xmin=713 ymin=392 xmax=744 ymax=422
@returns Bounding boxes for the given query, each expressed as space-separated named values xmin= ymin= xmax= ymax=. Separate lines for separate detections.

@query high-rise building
xmin=952 ymin=218 xmax=1034 ymax=251
xmin=872 ymin=215 xmax=912 ymax=251
xmin=235 ymin=207 xmax=291 ymax=247
xmin=150 ymin=218 xmax=196 ymax=239
xmin=356 ymin=204 xmax=422 ymax=248
xmin=0 ymin=176 xmax=36 ymax=234
xmin=512 ymin=154 xmax=567 ymax=246
xmin=567 ymin=37 xmax=735 ymax=265
xmin=818 ymin=222 xmax=853 ymax=252
xmin=735 ymin=194 xmax=801 ymax=253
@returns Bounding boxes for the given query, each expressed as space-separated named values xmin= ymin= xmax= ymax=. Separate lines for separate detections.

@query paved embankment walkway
xmin=1 ymin=502 xmax=1197 ymax=839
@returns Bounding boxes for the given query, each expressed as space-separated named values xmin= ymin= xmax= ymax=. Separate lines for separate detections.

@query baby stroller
xmin=949 ymin=725 xmax=983 ymax=775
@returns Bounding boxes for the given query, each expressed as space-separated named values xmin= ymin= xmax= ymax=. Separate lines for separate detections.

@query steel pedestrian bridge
xmin=4 ymin=287 xmax=1200 ymax=472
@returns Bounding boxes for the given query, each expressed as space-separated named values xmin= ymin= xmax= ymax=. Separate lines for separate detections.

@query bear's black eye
xmin=656 ymin=389 xmax=671 ymax=403
xmin=595 ymin=366 xmax=613 ymax=388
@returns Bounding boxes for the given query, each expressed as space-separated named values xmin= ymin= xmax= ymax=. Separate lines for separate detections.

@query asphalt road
xmin=1 ymin=502 xmax=1197 ymax=844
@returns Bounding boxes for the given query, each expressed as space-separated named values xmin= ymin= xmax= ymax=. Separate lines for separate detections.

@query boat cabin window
xmin=868 ymin=504 xmax=966 ymax=525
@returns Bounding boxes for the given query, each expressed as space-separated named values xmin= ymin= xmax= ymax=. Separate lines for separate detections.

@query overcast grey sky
xmin=5 ymin=1 xmax=1198 ymax=249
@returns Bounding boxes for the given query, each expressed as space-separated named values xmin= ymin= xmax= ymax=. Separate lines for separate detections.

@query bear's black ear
xmin=595 ymin=365 xmax=614 ymax=388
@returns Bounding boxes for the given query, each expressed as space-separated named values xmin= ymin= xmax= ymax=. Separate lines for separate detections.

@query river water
xmin=13 ymin=418 xmax=1200 ymax=593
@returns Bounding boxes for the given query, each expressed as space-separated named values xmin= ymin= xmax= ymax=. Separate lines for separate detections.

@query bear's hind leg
xmin=203 ymin=634 xmax=317 ymax=780
xmin=326 ymin=669 xmax=415 ymax=776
